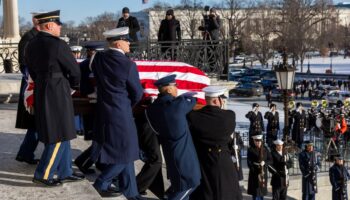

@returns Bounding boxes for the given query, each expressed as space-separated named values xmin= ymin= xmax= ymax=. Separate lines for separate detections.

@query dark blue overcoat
xmin=79 ymin=58 xmax=95 ymax=96
xmin=299 ymin=150 xmax=320 ymax=195
xmin=329 ymin=164 xmax=350 ymax=200
xmin=146 ymin=94 xmax=201 ymax=192
xmin=90 ymin=49 xmax=143 ymax=164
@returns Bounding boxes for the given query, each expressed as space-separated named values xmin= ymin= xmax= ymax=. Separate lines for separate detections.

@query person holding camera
xmin=199 ymin=7 xmax=221 ymax=41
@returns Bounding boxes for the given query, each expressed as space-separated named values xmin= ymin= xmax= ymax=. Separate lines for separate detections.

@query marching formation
xmin=12 ymin=8 xmax=350 ymax=200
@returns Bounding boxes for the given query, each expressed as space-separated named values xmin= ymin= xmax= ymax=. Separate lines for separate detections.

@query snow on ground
xmin=253 ymin=56 xmax=350 ymax=74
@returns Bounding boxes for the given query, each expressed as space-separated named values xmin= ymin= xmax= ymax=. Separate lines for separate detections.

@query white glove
xmin=304 ymin=128 xmax=307 ymax=132
xmin=233 ymin=145 xmax=239 ymax=150
xmin=87 ymin=92 xmax=97 ymax=99
xmin=260 ymin=161 xmax=265 ymax=166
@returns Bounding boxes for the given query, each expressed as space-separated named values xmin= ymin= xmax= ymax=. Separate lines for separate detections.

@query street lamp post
xmin=274 ymin=50 xmax=296 ymax=142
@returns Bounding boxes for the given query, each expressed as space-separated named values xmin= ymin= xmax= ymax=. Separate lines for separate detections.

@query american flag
xmin=24 ymin=60 xmax=210 ymax=111
xmin=135 ymin=61 xmax=210 ymax=105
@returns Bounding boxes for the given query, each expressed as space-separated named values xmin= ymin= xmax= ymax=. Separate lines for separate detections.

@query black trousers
xmin=136 ymin=124 xmax=165 ymax=199
xmin=74 ymin=145 xmax=94 ymax=170
xmin=272 ymin=186 xmax=287 ymax=200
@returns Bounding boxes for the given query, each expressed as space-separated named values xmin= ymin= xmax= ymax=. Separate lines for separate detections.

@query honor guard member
xmin=246 ymin=103 xmax=264 ymax=147
xmin=117 ymin=7 xmax=140 ymax=43
xmin=146 ymin=74 xmax=201 ymax=200
xmin=74 ymin=41 xmax=105 ymax=174
xmin=264 ymin=103 xmax=280 ymax=148
xmin=187 ymin=86 xmax=242 ymax=200
xmin=70 ymin=45 xmax=82 ymax=59
xmin=329 ymin=155 xmax=350 ymax=200
xmin=307 ymin=101 xmax=319 ymax=131
xmin=134 ymin=97 xmax=165 ymax=199
xmin=291 ymin=102 xmax=307 ymax=148
xmin=247 ymin=135 xmax=272 ymax=200
xmin=89 ymin=27 xmax=144 ymax=198
xmin=25 ymin=10 xmax=84 ymax=186
xmin=15 ymin=11 xmax=43 ymax=165
xmin=299 ymin=141 xmax=320 ymax=200
xmin=269 ymin=139 xmax=293 ymax=200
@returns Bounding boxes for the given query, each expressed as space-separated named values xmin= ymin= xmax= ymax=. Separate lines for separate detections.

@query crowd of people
xmin=11 ymin=7 xmax=350 ymax=200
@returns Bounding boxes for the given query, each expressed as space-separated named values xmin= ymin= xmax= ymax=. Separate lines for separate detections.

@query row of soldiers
xmin=248 ymin=135 xmax=350 ymax=200
xmin=247 ymin=100 xmax=349 ymax=149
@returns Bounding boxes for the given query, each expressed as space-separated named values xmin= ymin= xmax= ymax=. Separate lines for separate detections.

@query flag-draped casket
xmin=25 ymin=60 xmax=210 ymax=114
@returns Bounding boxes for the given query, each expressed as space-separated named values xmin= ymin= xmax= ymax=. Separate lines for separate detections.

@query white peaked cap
xmin=103 ymin=27 xmax=129 ymax=39
xmin=273 ymin=139 xmax=284 ymax=145
xmin=252 ymin=135 xmax=263 ymax=140
xmin=70 ymin=46 xmax=82 ymax=52
xmin=202 ymin=85 xmax=227 ymax=98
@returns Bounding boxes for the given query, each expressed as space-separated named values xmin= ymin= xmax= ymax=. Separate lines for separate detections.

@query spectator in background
xmin=117 ymin=7 xmax=140 ymax=43
xmin=158 ymin=9 xmax=181 ymax=60
xmin=199 ymin=7 xmax=221 ymax=41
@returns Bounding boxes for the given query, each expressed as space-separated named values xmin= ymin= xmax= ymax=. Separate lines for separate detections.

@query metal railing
xmin=0 ymin=39 xmax=230 ymax=78
xmin=0 ymin=43 xmax=19 ymax=73
xmin=128 ymin=39 xmax=229 ymax=78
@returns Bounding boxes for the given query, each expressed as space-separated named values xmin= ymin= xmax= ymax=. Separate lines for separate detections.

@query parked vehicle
xmin=270 ymin=89 xmax=295 ymax=101
xmin=238 ymin=76 xmax=261 ymax=83
xmin=230 ymin=83 xmax=264 ymax=97
xmin=324 ymin=90 xmax=350 ymax=105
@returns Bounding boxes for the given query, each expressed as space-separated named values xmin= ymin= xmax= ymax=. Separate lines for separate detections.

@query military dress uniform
xmin=264 ymin=110 xmax=280 ymax=148
xmin=89 ymin=27 xmax=143 ymax=198
xmin=146 ymin=75 xmax=201 ymax=200
xmin=187 ymin=86 xmax=242 ymax=200
xmin=329 ymin=157 xmax=350 ymax=200
xmin=25 ymin=10 xmax=81 ymax=185
xmin=247 ymin=135 xmax=272 ymax=200
xmin=299 ymin=144 xmax=320 ymax=200
xmin=269 ymin=140 xmax=293 ymax=200
xmin=246 ymin=104 xmax=264 ymax=147
xmin=15 ymin=12 xmax=41 ymax=164
xmin=74 ymin=41 xmax=105 ymax=174
xmin=133 ymin=98 xmax=165 ymax=198
xmin=291 ymin=109 xmax=307 ymax=148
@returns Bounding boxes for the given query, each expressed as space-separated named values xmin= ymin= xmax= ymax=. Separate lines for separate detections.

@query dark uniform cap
xmin=122 ymin=7 xmax=130 ymax=13
xmin=334 ymin=154 xmax=344 ymax=160
xmin=35 ymin=10 xmax=62 ymax=25
xmin=337 ymin=100 xmax=344 ymax=108
xmin=252 ymin=103 xmax=259 ymax=108
xmin=82 ymin=41 xmax=106 ymax=51
xmin=296 ymin=102 xmax=303 ymax=108
xmin=154 ymin=74 xmax=177 ymax=88
xmin=166 ymin=9 xmax=174 ymax=16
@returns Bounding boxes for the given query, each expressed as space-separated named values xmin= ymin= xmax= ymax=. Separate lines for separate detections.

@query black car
xmin=230 ymin=83 xmax=264 ymax=97
xmin=270 ymin=89 xmax=295 ymax=101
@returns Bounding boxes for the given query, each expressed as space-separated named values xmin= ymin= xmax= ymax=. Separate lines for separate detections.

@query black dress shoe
xmin=94 ymin=185 xmax=122 ymax=198
xmin=139 ymin=191 xmax=147 ymax=195
xmin=16 ymin=155 xmax=40 ymax=165
xmin=75 ymin=162 xmax=96 ymax=174
xmin=60 ymin=173 xmax=85 ymax=183
xmin=32 ymin=178 xmax=62 ymax=187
